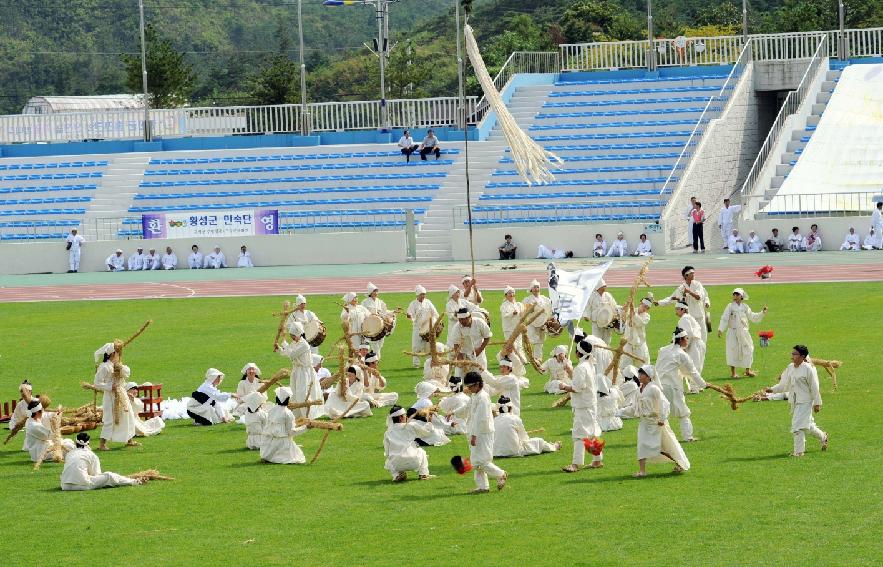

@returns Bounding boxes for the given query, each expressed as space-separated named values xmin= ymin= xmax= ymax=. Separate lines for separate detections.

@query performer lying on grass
xmin=61 ymin=433 xmax=141 ymax=491
xmin=493 ymin=396 xmax=560 ymax=458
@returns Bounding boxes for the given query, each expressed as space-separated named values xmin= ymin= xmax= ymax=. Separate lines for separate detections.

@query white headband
xmin=76 ymin=438 xmax=90 ymax=448
xmin=415 ymin=285 xmax=427 ymax=295
xmin=29 ymin=403 xmax=43 ymax=415
xmin=295 ymin=294 xmax=306 ymax=305
xmin=676 ymin=302 xmax=689 ymax=310
xmin=389 ymin=407 xmax=406 ymax=418
xmin=732 ymin=288 xmax=748 ymax=299
xmin=674 ymin=329 xmax=688 ymax=339
xmin=640 ymin=298 xmax=653 ymax=308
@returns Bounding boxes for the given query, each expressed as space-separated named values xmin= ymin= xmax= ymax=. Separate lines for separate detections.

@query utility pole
xmin=647 ymin=0 xmax=655 ymax=71
xmin=742 ymin=0 xmax=748 ymax=40
xmin=298 ymin=0 xmax=309 ymax=134
xmin=138 ymin=0 xmax=151 ymax=141
xmin=454 ymin=0 xmax=465 ymax=129
xmin=838 ymin=0 xmax=846 ymax=60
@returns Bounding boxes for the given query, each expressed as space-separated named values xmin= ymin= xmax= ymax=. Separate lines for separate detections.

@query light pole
xmin=742 ymin=0 xmax=748 ymax=40
xmin=647 ymin=0 xmax=655 ymax=71
xmin=138 ymin=0 xmax=151 ymax=141
xmin=298 ymin=0 xmax=308 ymax=134
xmin=838 ymin=0 xmax=846 ymax=60
xmin=454 ymin=0 xmax=465 ymax=129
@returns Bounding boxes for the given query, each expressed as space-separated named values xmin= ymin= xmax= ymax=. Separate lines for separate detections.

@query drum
xmin=304 ymin=319 xmax=327 ymax=348
xmin=362 ymin=314 xmax=386 ymax=340
xmin=420 ymin=317 xmax=445 ymax=342
xmin=544 ymin=318 xmax=563 ymax=337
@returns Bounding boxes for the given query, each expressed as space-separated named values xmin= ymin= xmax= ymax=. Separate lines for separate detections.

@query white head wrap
xmin=94 ymin=342 xmax=115 ymax=363
xmin=673 ymin=328 xmax=689 ymax=340
xmin=415 ymin=285 xmax=427 ymax=295
xmin=504 ymin=285 xmax=515 ymax=295
xmin=389 ymin=406 xmax=406 ymax=419
xmin=204 ymin=368 xmax=224 ymax=383
xmin=115 ymin=248 xmax=123 ymax=254
xmin=367 ymin=282 xmax=378 ymax=294
xmin=683 ymin=268 xmax=695 ymax=276
xmin=295 ymin=294 xmax=306 ymax=305
xmin=343 ymin=292 xmax=356 ymax=303
xmin=498 ymin=358 xmax=513 ymax=369
xmin=462 ymin=275 xmax=473 ymax=283
xmin=275 ymin=386 xmax=292 ymax=405
xmin=240 ymin=362 xmax=261 ymax=376
xmin=359 ymin=343 xmax=371 ymax=351
xmin=622 ymin=364 xmax=638 ymax=379
xmin=552 ymin=345 xmax=568 ymax=357
xmin=640 ymin=298 xmax=653 ymax=308
xmin=125 ymin=382 xmax=138 ymax=391
xmin=243 ymin=391 xmax=265 ymax=413
xmin=29 ymin=403 xmax=44 ymax=416
xmin=288 ymin=321 xmax=305 ymax=337
xmin=456 ymin=308 xmax=471 ymax=319
xmin=576 ymin=340 xmax=593 ymax=357
xmin=415 ymin=381 xmax=438 ymax=399
xmin=732 ymin=288 xmax=748 ymax=299
xmin=676 ymin=302 xmax=689 ymax=311
xmin=596 ymin=278 xmax=607 ymax=290
xmin=448 ymin=285 xmax=460 ymax=298
xmin=365 ymin=352 xmax=379 ymax=364
xmin=19 ymin=381 xmax=33 ymax=394
xmin=530 ymin=279 xmax=541 ymax=289
xmin=639 ymin=364 xmax=655 ymax=379
xmin=311 ymin=354 xmax=324 ymax=366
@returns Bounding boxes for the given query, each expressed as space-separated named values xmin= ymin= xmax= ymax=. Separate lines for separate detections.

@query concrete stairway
xmin=82 ymin=153 xmax=150 ymax=241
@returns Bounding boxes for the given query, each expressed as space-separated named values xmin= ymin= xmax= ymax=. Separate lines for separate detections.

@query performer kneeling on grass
xmin=620 ymin=365 xmax=690 ymax=478
xmin=186 ymin=368 xmax=239 ymax=426
xmin=541 ymin=345 xmax=573 ymax=394
xmin=61 ymin=433 xmax=142 ymax=490
xmin=325 ymin=367 xmax=373 ymax=419
xmin=464 ymin=371 xmax=507 ymax=493
xmin=25 ymin=401 xmax=74 ymax=463
xmin=242 ymin=391 xmax=268 ymax=450
xmin=233 ymin=363 xmax=262 ymax=417
xmin=559 ymin=339 xmax=604 ymax=473
xmin=765 ymin=345 xmax=828 ymax=457
xmin=384 ymin=405 xmax=437 ymax=482
xmin=260 ymin=387 xmax=307 ymax=464
xmin=493 ymin=396 xmax=560 ymax=458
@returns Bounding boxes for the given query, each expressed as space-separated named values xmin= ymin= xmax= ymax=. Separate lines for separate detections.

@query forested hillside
xmin=1 ymin=0 xmax=881 ymax=115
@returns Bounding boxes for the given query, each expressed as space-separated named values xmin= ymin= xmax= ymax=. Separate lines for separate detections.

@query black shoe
xmin=67 ymin=270 xmax=74 ymax=273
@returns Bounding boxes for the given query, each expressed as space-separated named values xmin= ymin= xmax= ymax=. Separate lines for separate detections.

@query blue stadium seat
xmin=0 ymin=219 xmax=81 ymax=228
xmin=480 ymin=189 xmax=670 ymax=200
xmin=543 ymin=96 xmax=713 ymax=108
xmin=0 ymin=184 xmax=99 ymax=195
xmin=548 ymin=86 xmax=723 ymax=98
xmin=533 ymin=131 xmax=694 ymax=142
xmin=554 ymin=74 xmax=729 ymax=86
xmin=467 ymin=214 xmax=660 ymax=225
xmin=0 ymin=173 xmax=102 ymax=181
xmin=485 ymin=177 xmax=672 ymax=189
xmin=529 ymin=119 xmax=702 ymax=132
xmin=139 ymin=172 xmax=447 ymax=188
xmin=0 ymin=196 xmax=92 ymax=205
xmin=149 ymin=149 xmax=461 ymax=165
xmin=0 ymin=232 xmax=69 ymax=240
xmin=143 ymin=160 xmax=453 ymax=176
xmin=0 ymin=208 xmax=87 ymax=216
xmin=473 ymin=201 xmax=667 ymax=212
xmin=505 ymin=141 xmax=685 ymax=153
xmin=492 ymin=165 xmax=678 ymax=176
xmin=0 ymin=160 xmax=107 ymax=171
xmin=134 ymin=184 xmax=440 ymax=200
xmin=501 ymin=152 xmax=680 ymax=164
xmin=130 ymin=196 xmax=432 ymax=213
xmin=535 ymin=107 xmax=714 ymax=119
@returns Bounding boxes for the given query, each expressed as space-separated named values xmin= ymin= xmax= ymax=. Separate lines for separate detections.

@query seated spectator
xmin=106 ymin=249 xmax=126 ymax=272
xmin=188 ymin=245 xmax=204 ymax=269
xmin=537 ymin=245 xmax=573 ymax=259
xmin=398 ymin=130 xmax=418 ymax=162
xmin=419 ymin=129 xmax=441 ymax=161
xmin=592 ymin=233 xmax=607 ymax=258
xmin=498 ymin=234 xmax=517 ymax=260
xmin=144 ymin=248 xmax=161 ymax=270
xmin=238 ymin=245 xmax=254 ymax=268
xmin=128 ymin=247 xmax=145 ymax=271
xmin=632 ymin=233 xmax=652 ymax=256
xmin=606 ymin=232 xmax=628 ymax=257
xmin=804 ymin=224 xmax=822 ymax=252
xmin=161 ymin=246 xmax=178 ymax=270
xmin=746 ymin=230 xmax=764 ymax=253
xmin=862 ymin=228 xmax=878 ymax=250
xmin=840 ymin=227 xmax=860 ymax=251
xmin=727 ymin=229 xmax=745 ymax=254
xmin=204 ymin=245 xmax=227 ymax=269
xmin=788 ymin=227 xmax=804 ymax=252
xmin=765 ymin=228 xmax=784 ymax=252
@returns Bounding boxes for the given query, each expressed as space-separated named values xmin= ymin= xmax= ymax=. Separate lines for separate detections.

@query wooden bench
xmin=0 ymin=399 xmax=17 ymax=423
xmin=136 ymin=384 xmax=163 ymax=419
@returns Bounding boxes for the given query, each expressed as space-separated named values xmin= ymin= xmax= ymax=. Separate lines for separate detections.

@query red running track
xmin=0 ymin=263 xmax=881 ymax=303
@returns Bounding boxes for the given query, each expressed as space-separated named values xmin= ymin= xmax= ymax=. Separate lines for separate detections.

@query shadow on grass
xmin=215 ymin=447 xmax=252 ymax=454
xmin=351 ymin=479 xmax=391 ymax=488
xmin=568 ymin=471 xmax=683 ymax=484
xmin=228 ymin=460 xmax=270 ymax=468
xmin=724 ymin=453 xmax=790 ymax=463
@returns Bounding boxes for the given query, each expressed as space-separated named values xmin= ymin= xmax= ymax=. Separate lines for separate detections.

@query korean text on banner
xmin=142 ymin=209 xmax=279 ymax=240
xmin=547 ymin=261 xmax=612 ymax=324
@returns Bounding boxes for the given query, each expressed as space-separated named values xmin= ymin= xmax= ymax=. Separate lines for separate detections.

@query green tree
xmin=385 ymin=39 xmax=432 ymax=98
xmin=121 ymin=24 xmax=194 ymax=108
xmin=561 ymin=0 xmax=643 ymax=43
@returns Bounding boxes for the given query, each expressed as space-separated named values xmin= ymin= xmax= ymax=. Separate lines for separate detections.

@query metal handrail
xmin=744 ymin=191 xmax=880 ymax=218
xmin=473 ymin=51 xmax=560 ymax=123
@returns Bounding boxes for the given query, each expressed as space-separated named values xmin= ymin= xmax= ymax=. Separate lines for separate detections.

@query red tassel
xmin=583 ymin=437 xmax=605 ymax=456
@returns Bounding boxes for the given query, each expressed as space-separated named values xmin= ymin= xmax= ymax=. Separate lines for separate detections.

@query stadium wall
xmin=0 ymin=231 xmax=407 ymax=275
xmin=741 ymin=215 xmax=873 ymax=250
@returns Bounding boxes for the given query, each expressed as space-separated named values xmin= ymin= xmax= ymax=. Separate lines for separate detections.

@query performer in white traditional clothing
xmin=560 ymin=340 xmax=604 ymax=472
xmin=583 ymin=279 xmax=619 ymax=344
xmin=872 ymin=201 xmax=883 ymax=248
xmin=840 ymin=227 xmax=860 ymax=251
xmin=788 ymin=227 xmax=804 ymax=251
xmin=620 ymin=366 xmax=690 ymax=477
xmin=655 ymin=329 xmax=705 ymax=442
xmin=106 ymin=249 xmax=126 ymax=272
xmin=242 ymin=392 xmax=268 ymax=450
xmin=237 ymin=245 xmax=254 ymax=268
xmin=276 ymin=321 xmax=326 ymax=419
xmin=445 ymin=286 xmax=476 ymax=348
xmin=61 ymin=433 xmax=141 ymax=490
xmin=65 ymin=229 xmax=85 ymax=273
xmin=632 ymin=233 xmax=653 ymax=256
xmin=449 ymin=308 xmax=493 ymax=371
xmin=186 ymin=368 xmax=238 ymax=426
xmin=766 ymin=345 xmax=828 ymax=457
xmin=203 ymin=245 xmax=227 ymax=269
xmin=718 ymin=288 xmax=767 ymax=378
xmin=464 ymin=372 xmax=507 ymax=493
xmin=462 ymin=275 xmax=483 ymax=306
xmin=484 ymin=358 xmax=523 ymax=415
xmin=617 ymin=365 xmax=640 ymax=416
xmin=434 ymin=376 xmax=469 ymax=435
xmin=747 ymin=231 xmax=765 ymax=253
xmin=592 ymin=233 xmax=607 ymax=257
xmin=541 ymin=345 xmax=573 ymax=394
xmin=233 ymin=363 xmax=262 ymax=417
xmin=313 ymin=354 xmax=331 ymax=391
xmin=126 ymin=383 xmax=165 ymax=437
xmin=657 ymin=266 xmax=711 ymax=342
xmin=862 ymin=228 xmax=879 ymax=250
xmin=620 ymin=298 xmax=651 ymax=378
xmin=718 ymin=198 xmax=741 ymax=248
xmin=340 ymin=292 xmax=370 ymax=351
xmin=161 ymin=246 xmax=177 ymax=270
xmin=93 ymin=342 xmax=137 ymax=449
xmin=325 ymin=367 xmax=373 ymax=419
xmin=499 ymin=286 xmax=524 ymax=341
xmin=423 ymin=342 xmax=451 ymax=390
xmin=406 ymin=285 xmax=439 ymax=367
xmin=362 ymin=282 xmax=395 ymax=357
xmin=260 ymin=387 xmax=307 ymax=464
xmin=493 ymin=396 xmax=560 ymax=457
xmin=674 ymin=302 xmax=707 ymax=387
xmin=523 ymin=279 xmax=553 ymax=361
xmin=536 ymin=245 xmax=573 ymax=259
xmin=9 ymin=380 xmax=33 ymax=439
xmin=606 ymin=232 xmax=629 ymax=257
xmin=384 ymin=406 xmax=436 ymax=481
xmin=727 ymin=229 xmax=745 ymax=253
xmin=187 ymin=245 xmax=203 ymax=269
xmin=143 ymin=249 xmax=161 ymax=270
xmin=361 ymin=351 xmax=399 ymax=408
xmin=128 ymin=247 xmax=145 ymax=271
xmin=24 ymin=401 xmax=74 ymax=462
xmin=285 ymin=295 xmax=321 ymax=354
xmin=597 ymin=369 xmax=623 ymax=432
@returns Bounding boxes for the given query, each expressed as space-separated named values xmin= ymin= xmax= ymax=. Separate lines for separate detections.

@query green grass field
xmin=1 ymin=282 xmax=881 ymax=566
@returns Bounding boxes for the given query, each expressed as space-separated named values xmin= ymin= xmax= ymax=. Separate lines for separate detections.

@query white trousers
xmin=471 ymin=434 xmax=505 ymax=489
xmin=572 ymin=439 xmax=603 ymax=466
xmin=69 ymin=250 xmax=81 ymax=271
xmin=793 ymin=424 xmax=826 ymax=454
xmin=61 ymin=472 xmax=139 ymax=491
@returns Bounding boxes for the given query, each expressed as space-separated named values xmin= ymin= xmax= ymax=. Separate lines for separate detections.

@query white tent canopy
xmin=22 ymin=94 xmax=145 ymax=115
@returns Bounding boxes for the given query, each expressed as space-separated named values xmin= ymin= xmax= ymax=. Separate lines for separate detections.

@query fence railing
xmin=739 ymin=36 xmax=829 ymax=219
xmin=744 ymin=191 xmax=881 ymax=218
xmin=474 ymin=51 xmax=560 ymax=123
xmin=0 ymin=97 xmax=479 ymax=144
xmin=451 ymin=202 xmax=663 ymax=227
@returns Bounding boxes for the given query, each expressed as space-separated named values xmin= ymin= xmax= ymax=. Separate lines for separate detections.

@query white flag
xmin=548 ymin=262 xmax=612 ymax=324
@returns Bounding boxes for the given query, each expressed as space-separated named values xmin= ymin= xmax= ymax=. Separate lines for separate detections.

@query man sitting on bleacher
xmin=398 ymin=130 xmax=418 ymax=162
xmin=419 ymin=130 xmax=441 ymax=161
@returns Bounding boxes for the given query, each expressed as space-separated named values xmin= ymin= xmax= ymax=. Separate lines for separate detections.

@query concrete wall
xmin=740 ymin=215 xmax=872 ymax=250
xmin=663 ymin=64 xmax=763 ymax=251
xmin=754 ymin=60 xmax=813 ymax=91
xmin=451 ymin=223 xmax=664 ymax=260
xmin=0 ymin=231 xmax=407 ymax=275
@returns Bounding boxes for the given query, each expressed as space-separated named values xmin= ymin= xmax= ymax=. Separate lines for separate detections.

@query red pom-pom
xmin=582 ymin=437 xmax=606 ymax=456
xmin=754 ymin=265 xmax=774 ymax=278
xmin=758 ymin=330 xmax=775 ymax=339
xmin=450 ymin=455 xmax=472 ymax=475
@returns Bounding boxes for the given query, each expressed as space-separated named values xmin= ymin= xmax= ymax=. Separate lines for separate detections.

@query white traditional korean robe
xmin=618 ymin=379 xmax=639 ymax=416
xmin=493 ymin=413 xmax=558 ymax=457
xmin=873 ymin=207 xmax=883 ymax=247
xmin=718 ymin=301 xmax=765 ymax=368
xmin=542 ymin=356 xmax=572 ymax=394
xmin=484 ymin=372 xmax=523 ymax=415
xmin=633 ymin=239 xmax=653 ymax=256
xmin=362 ymin=295 xmax=392 ymax=356
xmin=620 ymin=381 xmax=690 ymax=469
xmin=606 ymin=238 xmax=629 ymax=257
xmin=621 ymin=310 xmax=650 ymax=376
xmin=448 ymin=318 xmax=493 ymax=371
xmin=204 ymin=251 xmax=226 ymax=268
xmin=143 ymin=253 xmax=160 ymax=270
xmin=597 ymin=375 xmax=623 ymax=432
xmin=570 ymin=357 xmax=602 ymax=465
xmin=444 ymin=297 xmax=476 ymax=347
xmin=106 ymin=254 xmax=125 ymax=271
xmin=60 ymin=447 xmax=139 ymax=490
xmin=260 ymin=405 xmax=307 ymax=464
xmin=718 ymin=204 xmax=741 ymax=244
xmin=131 ymin=397 xmax=165 ymax=437
xmin=340 ymin=304 xmax=371 ymax=350
xmin=286 ymin=308 xmax=321 ymax=354
xmin=128 ymin=252 xmax=145 ymax=271
xmin=677 ymin=312 xmax=707 ymax=377
xmin=523 ymin=293 xmax=552 ymax=360
xmin=384 ymin=420 xmax=435 ymax=478
xmin=770 ymin=361 xmax=826 ymax=454
xmin=233 ymin=376 xmax=262 ymax=417
xmin=584 ymin=290 xmax=618 ymax=344
xmin=747 ymin=235 xmax=764 ymax=253
xmin=237 ymin=251 xmax=254 ymax=267
xmin=66 ymin=233 xmax=84 ymax=271
xmin=658 ymin=280 xmax=711 ymax=342
xmin=467 ymin=388 xmax=505 ymax=490
xmin=278 ymin=338 xmax=326 ymax=419
xmin=788 ymin=232 xmax=804 ymax=251
xmin=423 ymin=358 xmax=451 ymax=390
xmin=188 ymin=251 xmax=203 ymax=269
xmin=25 ymin=416 xmax=53 ymax=462
xmin=840 ymin=232 xmax=860 ymax=251
xmin=499 ymin=298 xmax=524 ymax=341
xmin=361 ymin=371 xmax=399 ymax=408
xmin=433 ymin=391 xmax=469 ymax=435
xmin=95 ymin=362 xmax=136 ymax=442
xmin=407 ymin=297 xmax=439 ymax=366
xmin=727 ymin=233 xmax=745 ymax=253
xmin=187 ymin=381 xmax=234 ymax=424
xmin=243 ymin=408 xmax=267 ymax=450
xmin=656 ymin=343 xmax=704 ymax=441
xmin=325 ymin=380 xmax=373 ymax=419
xmin=592 ymin=239 xmax=607 ymax=257
xmin=804 ymin=232 xmax=822 ymax=252
xmin=161 ymin=252 xmax=177 ymax=270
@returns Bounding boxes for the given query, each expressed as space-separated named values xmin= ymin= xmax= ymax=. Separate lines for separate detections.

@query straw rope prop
xmin=288 ymin=399 xmax=324 ymax=411
xmin=4 ymin=394 xmax=52 ymax=445
xmin=115 ymin=320 xmax=153 ymax=353
xmin=127 ymin=469 xmax=174 ymax=482
xmin=464 ymin=24 xmax=562 ymax=185
xmin=404 ymin=315 xmax=484 ymax=372
xmin=621 ymin=258 xmax=653 ymax=329
xmin=809 ymin=357 xmax=843 ymax=390
xmin=272 ymin=301 xmax=296 ymax=351
xmin=296 ymin=418 xmax=343 ymax=432
xmin=258 ymin=368 xmax=290 ymax=394
xmin=492 ymin=302 xmax=544 ymax=371
xmin=596 ymin=339 xmax=647 ymax=383
xmin=309 ymin=396 xmax=360 ymax=465
xmin=106 ymin=320 xmax=153 ymax=425
xmin=552 ymin=392 xmax=571 ymax=408
xmin=704 ymin=382 xmax=767 ymax=411
xmin=33 ymin=406 xmax=68 ymax=470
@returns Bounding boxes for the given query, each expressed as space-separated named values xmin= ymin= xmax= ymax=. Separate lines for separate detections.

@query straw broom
xmin=704 ymin=383 xmax=767 ymax=411
xmin=127 ymin=469 xmax=174 ymax=482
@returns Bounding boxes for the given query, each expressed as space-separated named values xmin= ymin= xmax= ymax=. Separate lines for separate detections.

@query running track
xmin=1 ymin=263 xmax=881 ymax=302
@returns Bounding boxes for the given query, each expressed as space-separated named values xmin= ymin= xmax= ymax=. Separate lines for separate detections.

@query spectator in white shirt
xmin=862 ymin=228 xmax=878 ymax=250
xmin=128 ymin=247 xmax=145 ymax=271
xmin=65 ymin=228 xmax=85 ymax=273
xmin=840 ymin=227 xmax=860 ymax=251
xmin=718 ymin=198 xmax=742 ymax=249
xmin=161 ymin=246 xmax=178 ymax=270
xmin=143 ymin=248 xmax=161 ymax=270
xmin=592 ymin=233 xmax=607 ymax=257
xmin=788 ymin=227 xmax=804 ymax=252
xmin=537 ymin=245 xmax=573 ymax=259
xmin=804 ymin=224 xmax=822 ymax=252
xmin=237 ymin=245 xmax=254 ymax=268
xmin=188 ymin=244 xmax=204 ymax=269
xmin=727 ymin=229 xmax=745 ymax=254
xmin=204 ymin=245 xmax=227 ymax=269
xmin=398 ymin=129 xmax=418 ymax=162
xmin=746 ymin=231 xmax=764 ymax=253
xmin=419 ymin=130 xmax=441 ymax=161
xmin=765 ymin=228 xmax=784 ymax=252
xmin=632 ymin=233 xmax=652 ymax=256
xmin=605 ymin=232 xmax=628 ymax=257
xmin=106 ymin=249 xmax=126 ymax=271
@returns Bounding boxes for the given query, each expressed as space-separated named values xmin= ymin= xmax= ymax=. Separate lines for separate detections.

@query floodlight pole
xmin=647 ymin=0 xmax=655 ymax=71
xmin=138 ymin=0 xmax=152 ymax=141
xmin=838 ymin=0 xmax=846 ymax=60
xmin=298 ymin=0 xmax=309 ymax=134
xmin=377 ymin=0 xmax=390 ymax=131
xmin=742 ymin=0 xmax=748 ymax=40
xmin=454 ymin=0 xmax=465 ymax=129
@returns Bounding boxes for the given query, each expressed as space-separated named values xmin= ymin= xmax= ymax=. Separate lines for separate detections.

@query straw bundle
xmin=258 ymin=368 xmax=290 ymax=394
xmin=597 ymin=338 xmax=646 ymax=382
xmin=127 ymin=469 xmax=174 ymax=482
xmin=295 ymin=418 xmax=343 ymax=431
xmin=111 ymin=362 xmax=128 ymax=425
xmin=272 ymin=300 xmax=295 ymax=350
xmin=117 ymin=320 xmax=153 ymax=352
xmin=808 ymin=357 xmax=843 ymax=390
xmin=704 ymin=383 xmax=765 ymax=411
xmin=60 ymin=423 xmax=99 ymax=435
xmin=34 ymin=407 xmax=67 ymax=470
xmin=552 ymin=393 xmax=571 ymax=408
xmin=288 ymin=399 xmax=323 ymax=411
